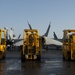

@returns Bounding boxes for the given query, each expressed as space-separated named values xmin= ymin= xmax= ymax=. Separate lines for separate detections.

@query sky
xmin=0 ymin=0 xmax=75 ymax=38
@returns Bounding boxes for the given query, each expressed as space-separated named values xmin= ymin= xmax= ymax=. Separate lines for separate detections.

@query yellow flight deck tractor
xmin=0 ymin=29 xmax=6 ymax=59
xmin=63 ymin=29 xmax=75 ymax=61
xmin=21 ymin=29 xmax=42 ymax=61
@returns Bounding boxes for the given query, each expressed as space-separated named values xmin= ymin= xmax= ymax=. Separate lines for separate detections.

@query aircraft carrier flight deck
xmin=0 ymin=48 xmax=75 ymax=75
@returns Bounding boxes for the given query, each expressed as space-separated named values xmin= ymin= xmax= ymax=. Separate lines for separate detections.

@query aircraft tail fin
xmin=43 ymin=22 xmax=51 ymax=37
xmin=9 ymin=28 xmax=14 ymax=40
xmin=27 ymin=21 xmax=32 ymax=29
xmin=53 ymin=32 xmax=58 ymax=40
xmin=18 ymin=34 xmax=21 ymax=39
xmin=27 ymin=21 xmax=51 ymax=37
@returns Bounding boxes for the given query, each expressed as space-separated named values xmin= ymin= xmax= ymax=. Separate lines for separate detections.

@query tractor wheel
xmin=67 ymin=51 xmax=71 ymax=61
xmin=21 ymin=51 xmax=25 ymax=62
xmin=33 ymin=46 xmax=36 ymax=54
xmin=25 ymin=45 xmax=28 ymax=54
xmin=37 ymin=55 xmax=41 ymax=61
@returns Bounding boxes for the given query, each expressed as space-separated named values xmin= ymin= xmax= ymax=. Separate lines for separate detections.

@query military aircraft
xmin=4 ymin=27 xmax=22 ymax=50
xmin=13 ymin=22 xmax=51 ymax=47
xmin=27 ymin=22 xmax=62 ymax=50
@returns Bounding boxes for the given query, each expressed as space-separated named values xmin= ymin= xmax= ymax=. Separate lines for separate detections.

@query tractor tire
xmin=33 ymin=46 xmax=36 ymax=55
xmin=67 ymin=51 xmax=71 ymax=61
xmin=21 ymin=51 xmax=25 ymax=62
xmin=37 ymin=55 xmax=41 ymax=61
xmin=25 ymin=45 xmax=28 ymax=54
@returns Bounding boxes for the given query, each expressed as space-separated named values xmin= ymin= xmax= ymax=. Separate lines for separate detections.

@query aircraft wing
xmin=44 ymin=37 xmax=62 ymax=46
xmin=14 ymin=39 xmax=23 ymax=46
